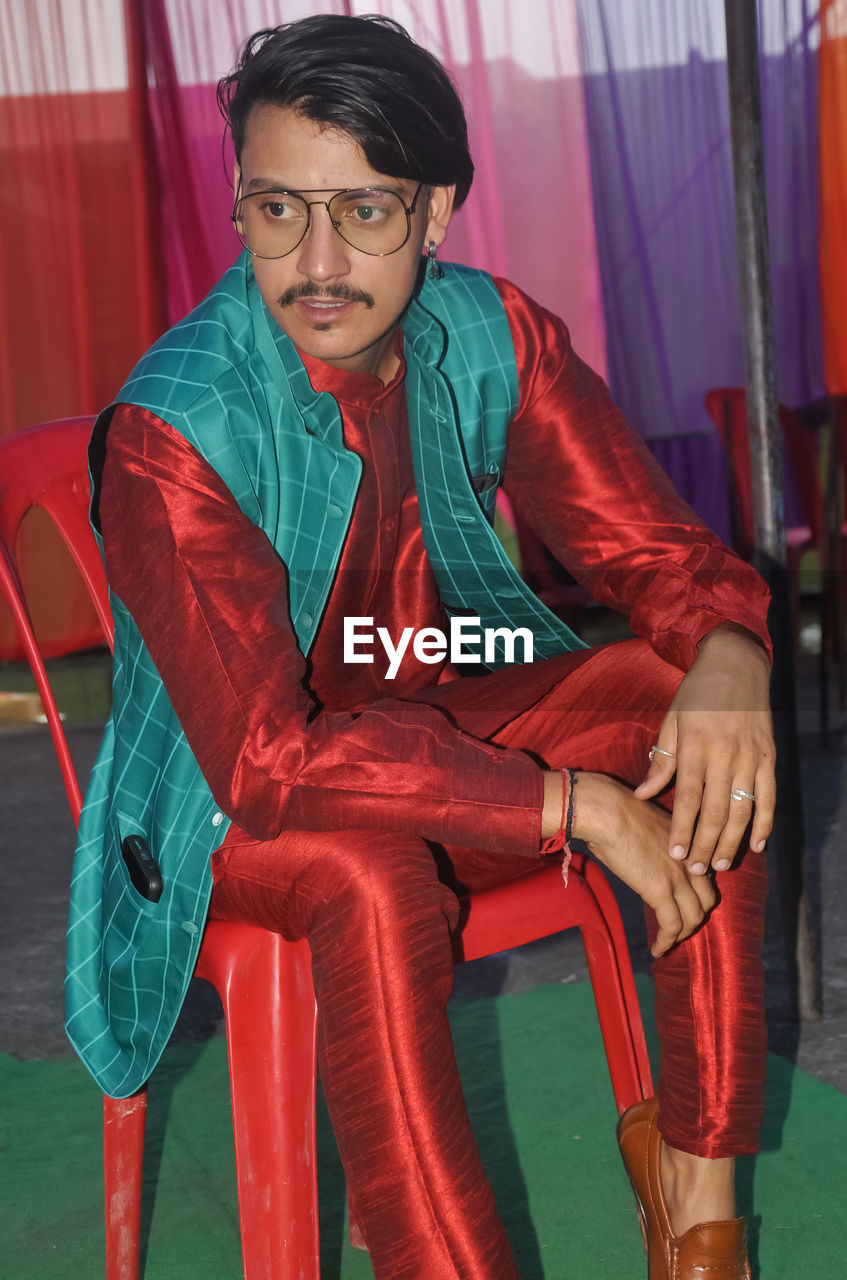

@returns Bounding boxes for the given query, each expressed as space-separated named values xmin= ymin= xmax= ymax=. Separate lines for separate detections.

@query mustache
xmin=277 ymin=282 xmax=375 ymax=309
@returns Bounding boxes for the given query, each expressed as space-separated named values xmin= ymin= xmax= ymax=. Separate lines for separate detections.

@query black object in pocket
xmin=470 ymin=472 xmax=499 ymax=494
xmin=120 ymin=834 xmax=163 ymax=902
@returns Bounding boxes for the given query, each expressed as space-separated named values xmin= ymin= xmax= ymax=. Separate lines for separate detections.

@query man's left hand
xmin=634 ymin=624 xmax=776 ymax=874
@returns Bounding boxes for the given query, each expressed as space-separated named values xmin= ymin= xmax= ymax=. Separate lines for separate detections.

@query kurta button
xmin=327 ymin=504 xmax=342 ymax=518
xmin=211 ymin=811 xmax=224 ymax=827
xmin=301 ymin=611 xmax=313 ymax=628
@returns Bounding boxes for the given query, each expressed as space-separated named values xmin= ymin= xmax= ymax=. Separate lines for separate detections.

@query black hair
xmin=217 ymin=13 xmax=474 ymax=208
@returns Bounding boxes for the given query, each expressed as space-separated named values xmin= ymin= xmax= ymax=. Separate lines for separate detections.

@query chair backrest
xmin=0 ymin=418 xmax=112 ymax=825
xmin=704 ymin=387 xmax=824 ymax=556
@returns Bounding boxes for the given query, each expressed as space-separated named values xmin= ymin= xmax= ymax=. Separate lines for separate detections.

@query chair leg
xmin=579 ymin=917 xmax=649 ymax=1115
xmin=579 ymin=857 xmax=654 ymax=1102
xmin=104 ymin=1089 xmax=147 ymax=1280
xmin=213 ymin=931 xmax=320 ymax=1280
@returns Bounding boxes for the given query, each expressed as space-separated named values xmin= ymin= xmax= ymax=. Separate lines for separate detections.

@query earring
xmin=427 ymin=240 xmax=444 ymax=281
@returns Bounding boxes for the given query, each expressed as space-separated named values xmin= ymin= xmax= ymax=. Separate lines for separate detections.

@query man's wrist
xmin=542 ymin=769 xmax=618 ymax=848
xmin=541 ymin=769 xmax=564 ymax=841
xmin=697 ymin=621 xmax=770 ymax=664
xmin=568 ymin=771 xmax=619 ymax=846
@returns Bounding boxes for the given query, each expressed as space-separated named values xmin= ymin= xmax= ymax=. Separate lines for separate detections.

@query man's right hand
xmin=543 ymin=770 xmax=716 ymax=957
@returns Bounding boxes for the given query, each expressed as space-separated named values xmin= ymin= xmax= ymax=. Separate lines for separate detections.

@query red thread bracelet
xmin=540 ymin=768 xmax=577 ymax=885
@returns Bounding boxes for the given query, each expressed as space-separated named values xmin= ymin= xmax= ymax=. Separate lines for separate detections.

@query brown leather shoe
xmin=617 ymin=1097 xmax=751 ymax=1279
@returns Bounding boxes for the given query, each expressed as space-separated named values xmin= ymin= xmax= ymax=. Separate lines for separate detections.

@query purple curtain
xmin=576 ymin=0 xmax=823 ymax=536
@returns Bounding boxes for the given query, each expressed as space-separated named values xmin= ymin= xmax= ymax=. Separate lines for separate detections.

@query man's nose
xmin=295 ymin=202 xmax=351 ymax=281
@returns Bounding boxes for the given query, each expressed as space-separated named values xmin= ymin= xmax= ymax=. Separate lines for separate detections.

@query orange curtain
xmin=0 ymin=0 xmax=166 ymax=659
xmin=820 ymin=0 xmax=847 ymax=394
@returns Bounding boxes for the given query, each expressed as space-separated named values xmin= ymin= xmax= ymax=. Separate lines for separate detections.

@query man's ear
xmin=424 ymin=184 xmax=456 ymax=248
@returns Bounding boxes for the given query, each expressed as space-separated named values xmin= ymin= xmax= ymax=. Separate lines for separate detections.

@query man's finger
xmin=634 ymin=733 xmax=679 ymax=798
xmin=688 ymin=868 xmax=717 ymax=914
xmin=635 ymin=711 xmax=679 ymax=798
xmin=650 ymin=893 xmax=683 ymax=957
xmin=749 ymin=764 xmax=777 ymax=853
xmin=667 ymin=759 xmax=707 ymax=862
xmin=651 ymin=869 xmax=715 ymax=956
xmin=680 ymin=758 xmax=752 ymax=871
xmin=673 ymin=876 xmax=708 ymax=942
xmin=706 ymin=791 xmax=754 ymax=870
xmin=634 ymin=754 xmax=676 ymax=799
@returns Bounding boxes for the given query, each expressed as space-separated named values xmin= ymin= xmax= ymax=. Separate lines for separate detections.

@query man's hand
xmin=543 ymin=770 xmax=717 ymax=957
xmin=634 ymin=624 xmax=776 ymax=875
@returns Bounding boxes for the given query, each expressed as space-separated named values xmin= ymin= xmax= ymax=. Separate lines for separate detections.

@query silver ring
xmin=730 ymin=787 xmax=756 ymax=803
xmin=649 ymin=745 xmax=676 ymax=762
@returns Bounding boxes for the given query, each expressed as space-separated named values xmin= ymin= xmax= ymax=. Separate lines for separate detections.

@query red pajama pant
xmin=208 ymin=639 xmax=768 ymax=1280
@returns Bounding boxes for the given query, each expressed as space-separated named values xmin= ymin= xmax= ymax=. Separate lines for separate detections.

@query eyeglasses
xmin=231 ymin=182 xmax=425 ymax=259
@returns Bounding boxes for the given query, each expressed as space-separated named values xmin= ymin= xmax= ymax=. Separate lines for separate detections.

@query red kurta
xmin=99 ymin=279 xmax=770 ymax=846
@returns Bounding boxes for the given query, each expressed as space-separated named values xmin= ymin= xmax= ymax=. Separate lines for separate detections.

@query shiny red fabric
xmin=99 ymin=397 xmax=543 ymax=857
xmin=99 ymin=280 xmax=771 ymax=850
xmin=98 ymin=278 xmax=772 ymax=1279
xmin=209 ymin=640 xmax=767 ymax=1280
xmin=301 ymin=330 xmax=454 ymax=705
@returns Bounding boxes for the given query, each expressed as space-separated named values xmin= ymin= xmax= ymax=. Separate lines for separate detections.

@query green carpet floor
xmin=1 ymin=977 xmax=844 ymax=1279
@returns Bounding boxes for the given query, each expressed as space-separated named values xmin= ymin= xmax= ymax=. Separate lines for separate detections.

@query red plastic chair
xmin=704 ymin=386 xmax=846 ymax=729
xmin=0 ymin=419 xmax=652 ymax=1279
xmin=0 ymin=418 xmax=113 ymax=815
xmin=703 ymin=386 xmax=823 ymax=565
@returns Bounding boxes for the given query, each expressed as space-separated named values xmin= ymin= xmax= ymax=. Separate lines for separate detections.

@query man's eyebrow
xmin=245 ymin=176 xmax=287 ymax=192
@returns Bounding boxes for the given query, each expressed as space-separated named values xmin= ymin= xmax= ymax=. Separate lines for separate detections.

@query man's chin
xmin=281 ymin=314 xmax=400 ymax=376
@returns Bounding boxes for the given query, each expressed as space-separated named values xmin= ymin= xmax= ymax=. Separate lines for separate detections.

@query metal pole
xmin=723 ymin=0 xmax=821 ymax=1020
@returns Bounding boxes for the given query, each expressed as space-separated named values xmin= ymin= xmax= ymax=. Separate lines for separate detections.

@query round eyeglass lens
xmin=327 ymin=190 xmax=410 ymax=254
xmin=235 ymin=192 xmax=309 ymax=258
xmin=235 ymin=188 xmax=411 ymax=259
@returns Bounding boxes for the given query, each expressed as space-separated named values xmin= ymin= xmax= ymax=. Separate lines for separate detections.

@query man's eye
xmin=350 ymin=203 xmax=390 ymax=224
xmin=261 ymin=199 xmax=300 ymax=220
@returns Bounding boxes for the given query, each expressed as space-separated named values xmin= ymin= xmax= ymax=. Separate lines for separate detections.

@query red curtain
xmin=0 ymin=0 xmax=167 ymax=659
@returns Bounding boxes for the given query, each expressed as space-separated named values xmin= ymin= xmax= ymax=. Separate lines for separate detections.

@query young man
xmin=66 ymin=15 xmax=775 ymax=1280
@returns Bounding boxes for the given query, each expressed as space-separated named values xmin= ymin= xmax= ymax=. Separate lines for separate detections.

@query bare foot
xmin=660 ymin=1143 xmax=737 ymax=1236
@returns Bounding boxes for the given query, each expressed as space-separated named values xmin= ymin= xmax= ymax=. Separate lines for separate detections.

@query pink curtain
xmin=137 ymin=0 xmax=608 ymax=373
xmin=356 ymin=1 xmax=608 ymax=375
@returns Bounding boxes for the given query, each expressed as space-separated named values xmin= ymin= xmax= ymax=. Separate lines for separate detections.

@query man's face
xmin=234 ymin=104 xmax=454 ymax=381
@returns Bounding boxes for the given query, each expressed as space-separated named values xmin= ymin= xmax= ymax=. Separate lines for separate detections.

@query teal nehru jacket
xmin=65 ymin=252 xmax=587 ymax=1098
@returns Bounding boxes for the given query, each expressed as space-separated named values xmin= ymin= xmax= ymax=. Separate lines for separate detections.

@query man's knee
xmin=326 ymin=830 xmax=458 ymax=924
xmin=211 ymin=826 xmax=458 ymax=942
xmin=303 ymin=831 xmax=461 ymax=1009
xmin=286 ymin=829 xmax=460 ymax=942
